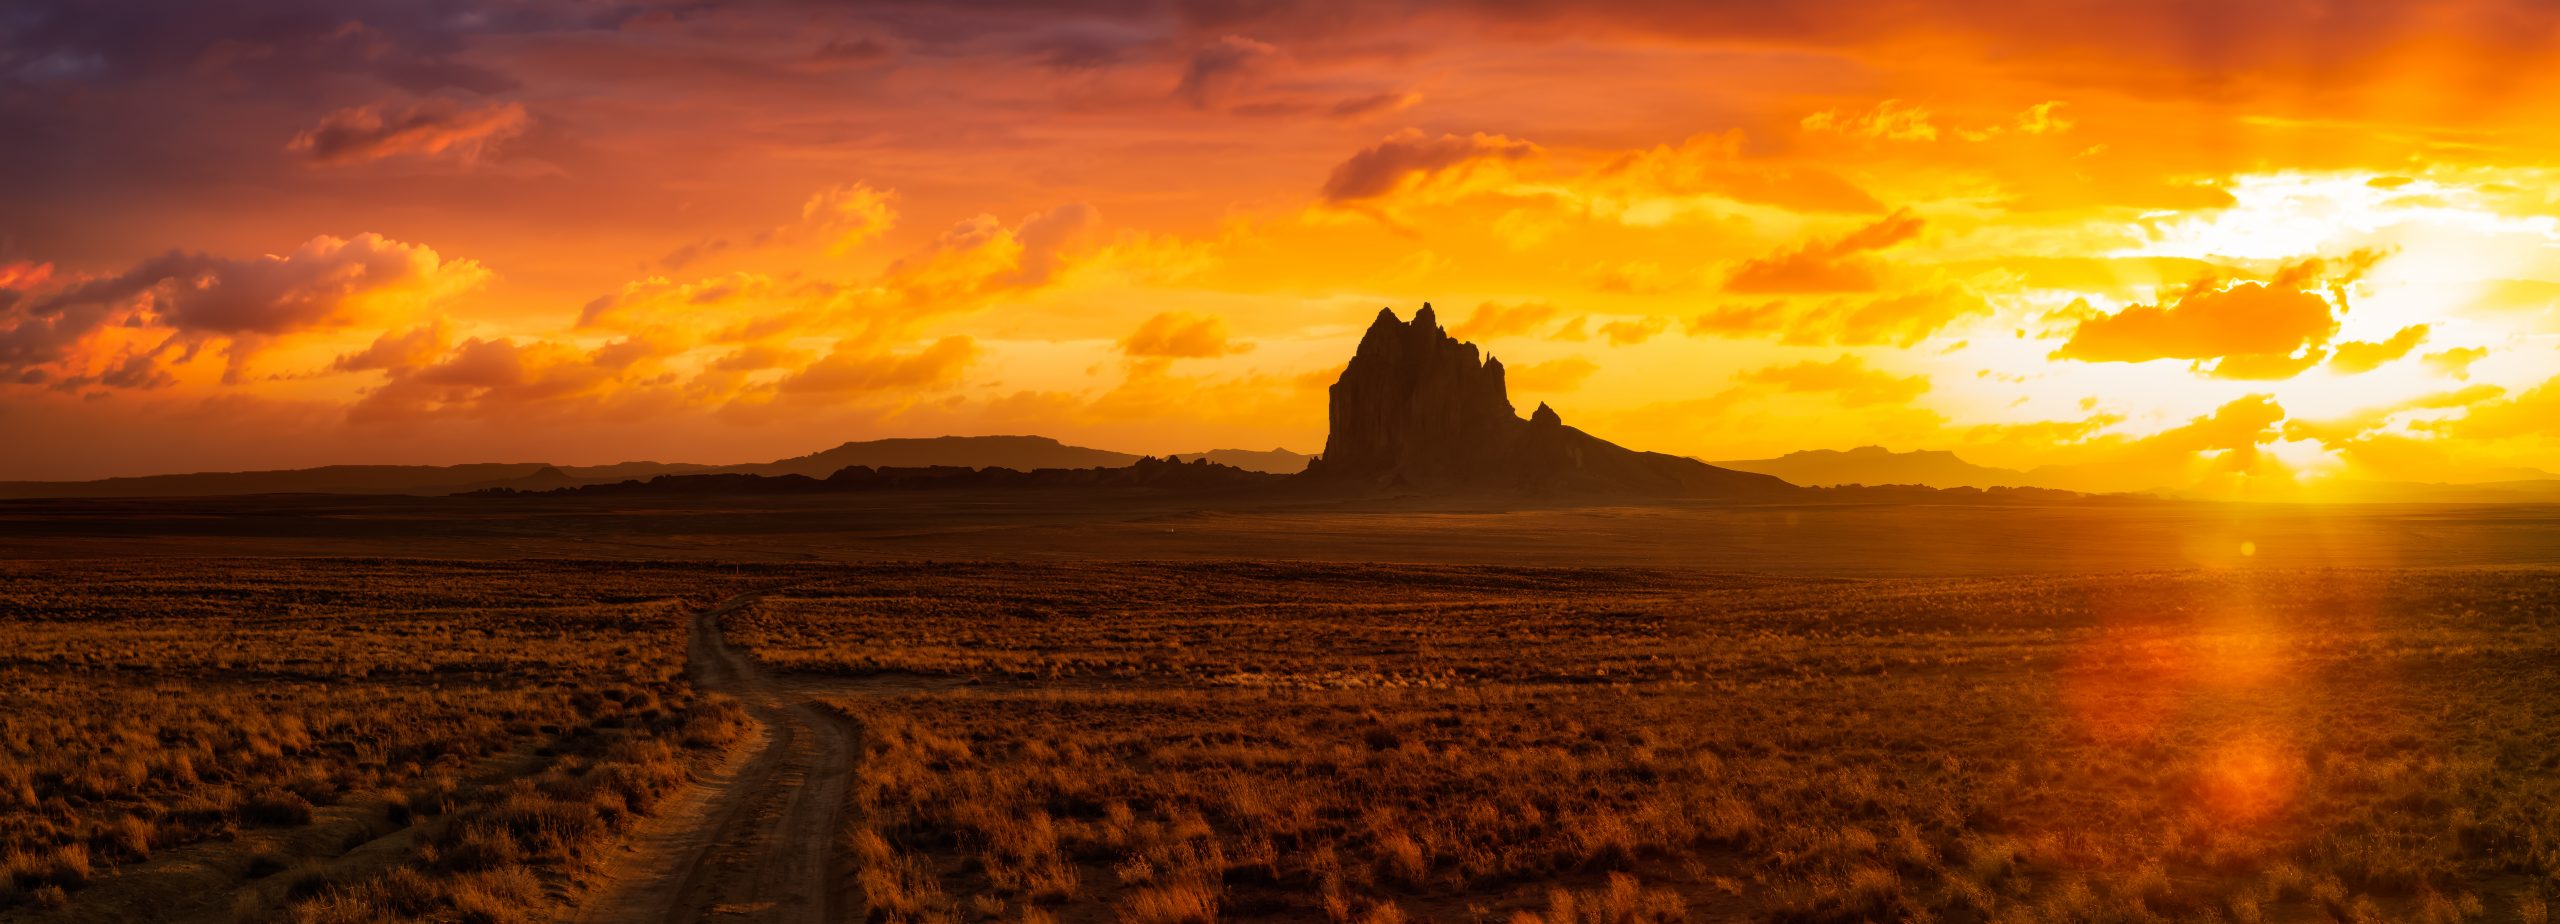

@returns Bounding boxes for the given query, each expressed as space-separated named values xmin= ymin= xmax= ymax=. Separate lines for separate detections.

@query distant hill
xmin=1167 ymin=448 xmax=1315 ymax=474
xmin=1302 ymin=305 xmax=1794 ymax=499
xmin=729 ymin=436 xmax=1141 ymax=478
xmin=446 ymin=465 xmax=585 ymax=494
xmin=1715 ymin=446 xmax=2039 ymax=489
xmin=494 ymin=456 xmax=1281 ymax=497
xmin=0 ymin=461 xmax=709 ymax=500
xmin=0 ymin=436 xmax=1318 ymax=500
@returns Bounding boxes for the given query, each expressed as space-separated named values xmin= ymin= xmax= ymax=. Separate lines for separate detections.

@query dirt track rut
xmin=578 ymin=591 xmax=857 ymax=924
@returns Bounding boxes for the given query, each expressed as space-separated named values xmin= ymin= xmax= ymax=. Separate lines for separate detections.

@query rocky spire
xmin=1316 ymin=303 xmax=1520 ymax=485
xmin=1304 ymin=303 xmax=1796 ymax=498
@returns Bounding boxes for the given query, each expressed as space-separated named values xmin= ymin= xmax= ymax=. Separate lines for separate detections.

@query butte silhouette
xmin=1304 ymin=304 xmax=1795 ymax=499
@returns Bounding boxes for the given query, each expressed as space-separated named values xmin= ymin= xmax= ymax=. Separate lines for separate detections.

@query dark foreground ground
xmin=3 ymin=497 xmax=2559 ymax=921
xmin=2 ymin=490 xmax=2557 ymax=574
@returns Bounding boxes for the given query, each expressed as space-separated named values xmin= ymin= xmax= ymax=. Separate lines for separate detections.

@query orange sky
xmin=4 ymin=0 xmax=2559 ymax=492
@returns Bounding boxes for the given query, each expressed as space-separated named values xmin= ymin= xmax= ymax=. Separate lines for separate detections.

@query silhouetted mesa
xmin=1302 ymin=304 xmax=1797 ymax=499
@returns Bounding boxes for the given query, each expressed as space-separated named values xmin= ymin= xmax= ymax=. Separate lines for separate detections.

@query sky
xmin=4 ymin=1 xmax=2560 ymax=493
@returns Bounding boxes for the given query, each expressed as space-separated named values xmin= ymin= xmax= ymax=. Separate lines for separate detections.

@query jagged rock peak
xmin=1303 ymin=303 xmax=1799 ymax=499
xmin=1316 ymin=304 xmax=1519 ymax=482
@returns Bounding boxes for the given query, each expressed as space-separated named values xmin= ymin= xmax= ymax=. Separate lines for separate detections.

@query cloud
xmin=577 ymin=272 xmax=781 ymax=330
xmin=3 ymin=233 xmax=488 ymax=386
xmin=814 ymin=38 xmax=895 ymax=66
xmin=2050 ymin=254 xmax=2382 ymax=378
xmin=1318 ymin=129 xmax=1539 ymax=205
xmin=332 ymin=323 xmax=451 ymax=373
xmin=2407 ymin=374 xmax=2560 ymax=447
xmin=1961 ymin=414 xmax=2124 ymax=448
xmin=776 ymin=336 xmax=980 ymax=395
xmin=1801 ymin=100 xmax=1937 ymax=142
xmin=346 ymin=335 xmax=659 ymax=423
xmin=2014 ymin=101 xmax=2074 ymax=135
xmin=1590 ymin=263 xmax=1686 ymax=296
xmin=803 ymin=183 xmax=900 ymax=255
xmin=332 ymin=320 xmax=979 ymax=424
xmin=1449 ymin=301 xmax=1560 ymax=341
xmin=0 ymin=262 xmax=53 ymax=292
xmin=73 ymin=234 xmax=483 ymax=337
xmin=1690 ymin=289 xmax=1989 ymax=347
xmin=1627 ymin=354 xmax=1939 ymax=445
xmin=1584 ymin=132 xmax=1884 ymax=214
xmin=1328 ymin=91 xmax=1421 ymax=119
xmin=288 ymin=99 xmax=531 ymax=166
xmin=710 ymin=343 xmax=812 ymax=373
xmin=1160 ymin=2 xmax=2560 ymax=118
xmin=2423 ymin=346 xmax=2488 ymax=380
xmin=594 ymin=199 xmax=1095 ymax=368
xmin=1687 ymin=301 xmax=1788 ymax=338
xmin=1596 ymin=317 xmax=1668 ymax=346
xmin=658 ymin=182 xmax=902 ymax=271
xmin=2281 ymin=385 xmax=2509 ymax=453
xmin=2055 ymin=283 xmax=2333 ymax=368
xmin=1068 ymin=354 xmax=1329 ymax=439
xmin=861 ymin=203 xmax=1100 ymax=315
xmin=1814 ymin=289 xmax=1992 ymax=346
xmin=1175 ymin=35 xmax=1278 ymax=108
xmin=2206 ymin=348 xmax=2327 ymax=381
xmin=1733 ymin=355 xmax=1930 ymax=407
xmin=0 ymin=3 xmax=522 ymax=95
xmin=1120 ymin=312 xmax=1249 ymax=358
xmin=2004 ymin=395 xmax=2294 ymax=495
xmin=1021 ymin=31 xmax=1127 ymax=71
xmin=1724 ymin=209 xmax=1923 ymax=293
xmin=2134 ymin=393 xmax=2290 ymax=469
xmin=2284 ymin=424 xmax=2538 ymax=485
xmin=2323 ymin=324 xmax=2428 ymax=374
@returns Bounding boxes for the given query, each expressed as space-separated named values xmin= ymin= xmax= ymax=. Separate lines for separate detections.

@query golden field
xmin=732 ymin=564 xmax=2560 ymax=923
xmin=6 ymin=558 xmax=2560 ymax=922
xmin=0 ymin=561 xmax=764 ymax=922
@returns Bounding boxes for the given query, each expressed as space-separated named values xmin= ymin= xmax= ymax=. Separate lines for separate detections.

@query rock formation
xmin=1304 ymin=305 xmax=1798 ymax=499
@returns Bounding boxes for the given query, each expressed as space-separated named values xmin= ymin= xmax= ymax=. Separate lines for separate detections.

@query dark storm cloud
xmin=1173 ymin=34 xmax=1276 ymax=107
xmin=1019 ymin=29 xmax=1141 ymax=70
xmin=0 ymin=2 xmax=656 ymax=257
xmin=288 ymin=98 xmax=532 ymax=165
xmin=1318 ymin=129 xmax=1538 ymax=204
xmin=2 ymin=1 xmax=535 ymax=93
xmin=814 ymin=38 xmax=896 ymax=65
xmin=1724 ymin=209 xmax=1924 ymax=294
xmin=804 ymin=0 xmax=1167 ymax=51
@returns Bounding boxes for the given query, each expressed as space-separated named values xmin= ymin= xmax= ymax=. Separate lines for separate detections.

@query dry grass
xmin=0 ymin=559 xmax=776 ymax=920
xmin=722 ymin=563 xmax=2560 ymax=923
xmin=14 ymin=557 xmax=2560 ymax=922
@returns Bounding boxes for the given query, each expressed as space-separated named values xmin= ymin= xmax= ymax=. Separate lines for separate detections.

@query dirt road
xmin=578 ymin=591 xmax=858 ymax=924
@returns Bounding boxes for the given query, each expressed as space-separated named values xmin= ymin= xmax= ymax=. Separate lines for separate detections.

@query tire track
xmin=578 ymin=590 xmax=857 ymax=924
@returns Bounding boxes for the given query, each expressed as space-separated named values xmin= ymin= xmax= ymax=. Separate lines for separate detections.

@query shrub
xmin=239 ymin=788 xmax=317 ymax=827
